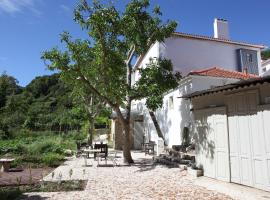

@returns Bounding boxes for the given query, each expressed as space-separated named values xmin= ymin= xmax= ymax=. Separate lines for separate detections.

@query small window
xmin=247 ymin=53 xmax=253 ymax=63
xmin=169 ymin=96 xmax=174 ymax=110
xmin=262 ymin=67 xmax=266 ymax=72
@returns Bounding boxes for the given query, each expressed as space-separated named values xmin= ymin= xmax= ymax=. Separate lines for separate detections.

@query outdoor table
xmin=83 ymin=149 xmax=101 ymax=159
xmin=0 ymin=158 xmax=15 ymax=172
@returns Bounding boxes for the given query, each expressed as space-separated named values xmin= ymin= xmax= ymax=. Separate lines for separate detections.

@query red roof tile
xmin=189 ymin=67 xmax=259 ymax=80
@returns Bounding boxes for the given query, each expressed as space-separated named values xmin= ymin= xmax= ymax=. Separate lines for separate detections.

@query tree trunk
xmin=149 ymin=110 xmax=166 ymax=145
xmin=88 ymin=118 xmax=94 ymax=146
xmin=122 ymin=123 xmax=134 ymax=164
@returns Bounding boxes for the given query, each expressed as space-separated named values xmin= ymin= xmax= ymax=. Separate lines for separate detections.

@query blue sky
xmin=0 ymin=0 xmax=269 ymax=86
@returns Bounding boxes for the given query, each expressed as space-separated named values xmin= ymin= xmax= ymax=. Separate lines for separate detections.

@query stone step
xmin=179 ymin=159 xmax=191 ymax=165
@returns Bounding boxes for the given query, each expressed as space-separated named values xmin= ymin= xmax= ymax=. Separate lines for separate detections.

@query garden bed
xmin=0 ymin=167 xmax=53 ymax=186
xmin=0 ymin=180 xmax=87 ymax=200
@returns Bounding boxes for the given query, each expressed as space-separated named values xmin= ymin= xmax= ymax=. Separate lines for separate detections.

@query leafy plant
xmin=42 ymin=153 xmax=65 ymax=167
xmin=69 ymin=169 xmax=73 ymax=180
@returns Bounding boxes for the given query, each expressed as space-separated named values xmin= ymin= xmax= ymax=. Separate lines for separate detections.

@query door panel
xmin=195 ymin=107 xmax=229 ymax=182
xmin=227 ymin=91 xmax=270 ymax=191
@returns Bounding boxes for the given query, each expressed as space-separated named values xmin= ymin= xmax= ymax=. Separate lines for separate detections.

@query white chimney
xmin=213 ymin=18 xmax=230 ymax=40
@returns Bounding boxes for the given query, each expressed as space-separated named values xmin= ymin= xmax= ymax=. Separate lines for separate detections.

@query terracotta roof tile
xmin=189 ymin=67 xmax=259 ymax=80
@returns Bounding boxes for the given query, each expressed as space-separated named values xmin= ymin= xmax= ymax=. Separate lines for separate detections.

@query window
xmin=247 ymin=53 xmax=253 ymax=63
xmin=262 ymin=67 xmax=266 ymax=73
xmin=169 ymin=96 xmax=174 ymax=110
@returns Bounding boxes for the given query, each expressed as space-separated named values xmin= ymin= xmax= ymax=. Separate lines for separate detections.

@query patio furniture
xmin=143 ymin=141 xmax=155 ymax=155
xmin=76 ymin=141 xmax=83 ymax=157
xmin=97 ymin=150 xmax=119 ymax=167
xmin=106 ymin=150 xmax=120 ymax=166
xmin=94 ymin=143 xmax=108 ymax=160
xmin=83 ymin=149 xmax=101 ymax=159
xmin=0 ymin=158 xmax=15 ymax=172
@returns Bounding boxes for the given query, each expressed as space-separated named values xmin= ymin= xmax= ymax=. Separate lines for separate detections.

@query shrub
xmin=21 ymin=154 xmax=42 ymax=165
xmin=27 ymin=140 xmax=64 ymax=155
xmin=39 ymin=140 xmax=64 ymax=154
xmin=0 ymin=188 xmax=22 ymax=200
xmin=42 ymin=153 xmax=65 ymax=167
xmin=11 ymin=157 xmax=23 ymax=168
xmin=14 ymin=143 xmax=28 ymax=155
xmin=0 ymin=129 xmax=14 ymax=140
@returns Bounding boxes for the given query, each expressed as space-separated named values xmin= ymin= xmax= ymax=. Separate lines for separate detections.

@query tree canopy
xmin=42 ymin=0 xmax=180 ymax=163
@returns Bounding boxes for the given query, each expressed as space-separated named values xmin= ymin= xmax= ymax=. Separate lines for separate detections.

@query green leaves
xmin=42 ymin=0 xmax=178 ymax=110
xmin=133 ymin=58 xmax=181 ymax=111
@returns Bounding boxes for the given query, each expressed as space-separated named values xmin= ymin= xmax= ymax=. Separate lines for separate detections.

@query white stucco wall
xmin=160 ymin=36 xmax=262 ymax=76
xmin=262 ymin=61 xmax=270 ymax=77
xmin=133 ymin=42 xmax=160 ymax=83
xmin=132 ymin=35 xmax=262 ymax=147
xmin=132 ymin=75 xmax=240 ymax=147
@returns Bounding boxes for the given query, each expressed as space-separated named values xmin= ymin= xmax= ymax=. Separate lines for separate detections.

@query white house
xmin=183 ymin=75 xmax=270 ymax=192
xmin=130 ymin=18 xmax=265 ymax=148
xmin=133 ymin=67 xmax=258 ymax=147
xmin=262 ymin=58 xmax=270 ymax=76
xmin=110 ymin=18 xmax=270 ymax=192
xmin=133 ymin=18 xmax=265 ymax=84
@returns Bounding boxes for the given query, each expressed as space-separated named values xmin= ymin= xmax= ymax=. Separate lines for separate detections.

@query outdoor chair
xmin=94 ymin=143 xmax=108 ymax=160
xmin=106 ymin=151 xmax=119 ymax=166
xmin=144 ymin=141 xmax=155 ymax=155
xmin=76 ymin=141 xmax=82 ymax=158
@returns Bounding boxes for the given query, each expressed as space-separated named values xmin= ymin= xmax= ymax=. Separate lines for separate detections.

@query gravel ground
xmin=21 ymin=151 xmax=233 ymax=200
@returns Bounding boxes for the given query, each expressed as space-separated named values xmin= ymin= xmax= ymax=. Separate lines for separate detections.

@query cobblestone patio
xmin=21 ymin=151 xmax=233 ymax=200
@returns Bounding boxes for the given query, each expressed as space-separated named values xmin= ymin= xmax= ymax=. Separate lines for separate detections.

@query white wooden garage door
xmin=194 ymin=107 xmax=230 ymax=182
xmin=227 ymin=90 xmax=270 ymax=191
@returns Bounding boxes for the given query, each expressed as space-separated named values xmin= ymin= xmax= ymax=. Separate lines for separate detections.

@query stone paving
xmin=21 ymin=151 xmax=234 ymax=200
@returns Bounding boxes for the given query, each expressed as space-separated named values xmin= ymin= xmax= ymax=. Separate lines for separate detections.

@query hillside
xmin=0 ymin=73 xmax=99 ymax=139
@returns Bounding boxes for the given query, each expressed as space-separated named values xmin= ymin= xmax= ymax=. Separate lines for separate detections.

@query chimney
xmin=213 ymin=18 xmax=230 ymax=40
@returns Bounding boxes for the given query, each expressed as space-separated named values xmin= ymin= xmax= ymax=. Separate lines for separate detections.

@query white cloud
xmin=60 ymin=4 xmax=70 ymax=13
xmin=0 ymin=0 xmax=42 ymax=16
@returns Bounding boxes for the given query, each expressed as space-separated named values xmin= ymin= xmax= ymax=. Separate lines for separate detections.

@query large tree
xmin=42 ymin=0 xmax=179 ymax=163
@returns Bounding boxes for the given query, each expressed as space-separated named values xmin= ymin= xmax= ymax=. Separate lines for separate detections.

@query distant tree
xmin=42 ymin=0 xmax=179 ymax=163
xmin=262 ymin=49 xmax=270 ymax=60
xmin=73 ymin=90 xmax=106 ymax=144
xmin=0 ymin=72 xmax=21 ymax=108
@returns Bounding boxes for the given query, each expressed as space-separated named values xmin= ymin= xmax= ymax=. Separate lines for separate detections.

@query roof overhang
xmin=181 ymin=75 xmax=270 ymax=99
xmin=172 ymin=32 xmax=266 ymax=49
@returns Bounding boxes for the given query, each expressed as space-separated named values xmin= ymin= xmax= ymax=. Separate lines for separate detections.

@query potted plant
xmin=187 ymin=162 xmax=203 ymax=177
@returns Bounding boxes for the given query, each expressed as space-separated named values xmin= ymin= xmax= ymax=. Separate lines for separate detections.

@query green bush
xmin=38 ymin=140 xmax=64 ymax=154
xmin=26 ymin=139 xmax=64 ymax=155
xmin=14 ymin=143 xmax=28 ymax=155
xmin=11 ymin=157 xmax=23 ymax=168
xmin=21 ymin=154 xmax=42 ymax=164
xmin=0 ymin=130 xmax=80 ymax=167
xmin=0 ymin=128 xmax=14 ymax=140
xmin=42 ymin=153 xmax=65 ymax=167
xmin=0 ymin=188 xmax=22 ymax=200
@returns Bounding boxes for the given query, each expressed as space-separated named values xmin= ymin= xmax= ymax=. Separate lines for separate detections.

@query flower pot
xmin=187 ymin=166 xmax=203 ymax=177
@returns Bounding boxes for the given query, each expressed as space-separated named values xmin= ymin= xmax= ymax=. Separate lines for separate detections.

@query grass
xmin=0 ymin=180 xmax=87 ymax=200
xmin=0 ymin=130 xmax=87 ymax=168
